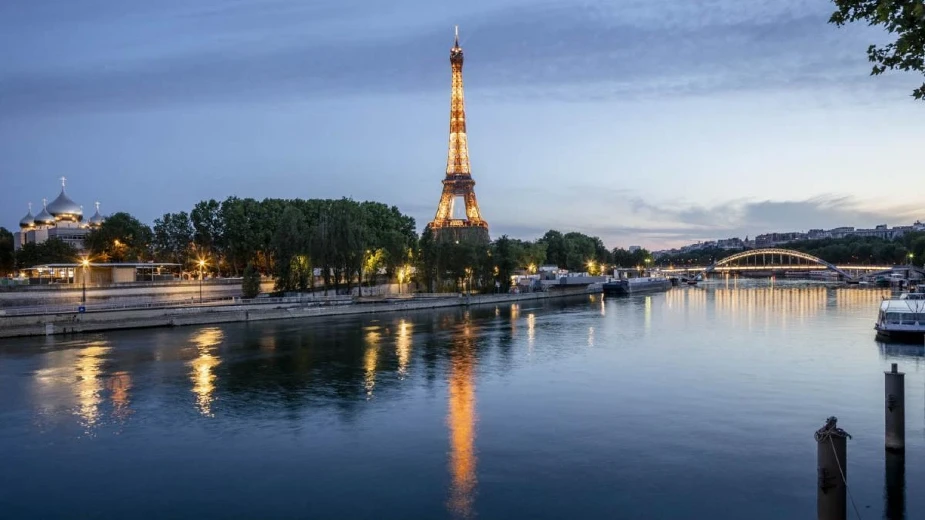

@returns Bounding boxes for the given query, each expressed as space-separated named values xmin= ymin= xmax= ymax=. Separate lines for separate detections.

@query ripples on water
xmin=0 ymin=282 xmax=921 ymax=519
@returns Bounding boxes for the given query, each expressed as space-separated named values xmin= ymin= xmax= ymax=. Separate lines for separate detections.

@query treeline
xmin=113 ymin=197 xmax=418 ymax=293
xmin=655 ymin=233 xmax=925 ymax=267
xmin=417 ymin=230 xmax=653 ymax=293
xmin=6 ymin=194 xmax=663 ymax=293
xmin=0 ymin=228 xmax=15 ymax=276
xmin=786 ymin=233 xmax=925 ymax=265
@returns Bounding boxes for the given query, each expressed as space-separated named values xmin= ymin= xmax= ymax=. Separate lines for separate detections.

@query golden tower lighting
xmin=426 ymin=26 xmax=490 ymax=244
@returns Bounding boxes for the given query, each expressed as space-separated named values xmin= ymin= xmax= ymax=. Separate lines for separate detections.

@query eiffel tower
xmin=426 ymin=27 xmax=490 ymax=244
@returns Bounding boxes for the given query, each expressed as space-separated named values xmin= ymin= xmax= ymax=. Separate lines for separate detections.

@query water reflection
xmin=189 ymin=328 xmax=223 ymax=416
xmin=527 ymin=313 xmax=536 ymax=351
xmin=447 ymin=322 xmax=478 ymax=519
xmin=396 ymin=320 xmax=412 ymax=379
xmin=884 ymin=450 xmax=906 ymax=519
xmin=666 ymin=286 xmax=890 ymax=327
xmin=74 ymin=343 xmax=112 ymax=431
xmin=107 ymin=371 xmax=133 ymax=421
xmin=365 ymin=327 xmax=381 ymax=399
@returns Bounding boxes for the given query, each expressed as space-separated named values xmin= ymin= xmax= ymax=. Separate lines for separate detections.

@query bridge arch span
xmin=703 ymin=248 xmax=851 ymax=279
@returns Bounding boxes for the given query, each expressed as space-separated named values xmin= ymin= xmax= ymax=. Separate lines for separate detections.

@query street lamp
xmin=81 ymin=257 xmax=90 ymax=304
xmin=198 ymin=258 xmax=207 ymax=303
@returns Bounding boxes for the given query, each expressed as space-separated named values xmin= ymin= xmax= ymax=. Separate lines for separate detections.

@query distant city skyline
xmin=2 ymin=0 xmax=922 ymax=249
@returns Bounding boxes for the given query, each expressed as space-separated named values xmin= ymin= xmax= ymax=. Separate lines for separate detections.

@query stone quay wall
xmin=0 ymin=286 xmax=601 ymax=339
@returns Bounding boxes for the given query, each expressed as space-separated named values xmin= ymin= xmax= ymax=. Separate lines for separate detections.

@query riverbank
xmin=0 ymin=286 xmax=600 ymax=338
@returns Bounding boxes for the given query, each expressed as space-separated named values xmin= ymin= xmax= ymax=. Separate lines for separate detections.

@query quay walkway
xmin=0 ymin=286 xmax=602 ymax=339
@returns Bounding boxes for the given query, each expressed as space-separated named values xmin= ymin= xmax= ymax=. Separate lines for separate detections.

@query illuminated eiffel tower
xmin=426 ymin=27 xmax=490 ymax=244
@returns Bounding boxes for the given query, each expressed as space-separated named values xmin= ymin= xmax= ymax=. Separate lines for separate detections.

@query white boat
xmin=875 ymin=292 xmax=925 ymax=343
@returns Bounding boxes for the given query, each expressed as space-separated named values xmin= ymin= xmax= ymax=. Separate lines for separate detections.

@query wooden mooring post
xmin=815 ymin=416 xmax=850 ymax=520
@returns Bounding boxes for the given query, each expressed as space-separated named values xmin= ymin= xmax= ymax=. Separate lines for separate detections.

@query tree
xmin=152 ymin=211 xmax=193 ymax=264
xmin=493 ymin=235 xmax=523 ymax=292
xmin=0 ymin=227 xmax=14 ymax=276
xmin=191 ymin=199 xmax=225 ymax=268
xmin=242 ymin=262 xmax=261 ymax=298
xmin=272 ymin=206 xmax=311 ymax=292
xmin=830 ymin=0 xmax=925 ymax=99
xmin=15 ymin=238 xmax=78 ymax=269
xmin=84 ymin=212 xmax=152 ymax=262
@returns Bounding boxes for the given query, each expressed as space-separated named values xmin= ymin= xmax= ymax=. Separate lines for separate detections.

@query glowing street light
xmin=197 ymin=258 xmax=208 ymax=303
xmin=80 ymin=257 xmax=90 ymax=304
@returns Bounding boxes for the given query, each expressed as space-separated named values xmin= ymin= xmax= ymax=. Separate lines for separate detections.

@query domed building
xmin=13 ymin=178 xmax=105 ymax=252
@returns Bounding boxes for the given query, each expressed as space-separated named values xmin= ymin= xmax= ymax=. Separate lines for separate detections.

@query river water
xmin=0 ymin=282 xmax=921 ymax=519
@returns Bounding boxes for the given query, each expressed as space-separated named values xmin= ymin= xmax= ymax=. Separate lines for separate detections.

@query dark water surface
xmin=1 ymin=283 xmax=922 ymax=519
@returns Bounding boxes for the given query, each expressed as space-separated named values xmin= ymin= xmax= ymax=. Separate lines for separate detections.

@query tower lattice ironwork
xmin=427 ymin=27 xmax=490 ymax=243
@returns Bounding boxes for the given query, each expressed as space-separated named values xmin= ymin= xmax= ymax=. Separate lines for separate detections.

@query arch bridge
xmin=700 ymin=248 xmax=858 ymax=279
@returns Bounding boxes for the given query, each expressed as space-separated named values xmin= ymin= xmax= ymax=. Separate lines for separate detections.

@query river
xmin=0 ymin=282 xmax=921 ymax=519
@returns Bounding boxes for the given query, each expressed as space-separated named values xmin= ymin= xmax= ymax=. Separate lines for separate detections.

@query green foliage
xmin=190 ymin=199 xmax=225 ymax=261
xmin=786 ymin=235 xmax=915 ymax=265
xmin=0 ymin=227 xmax=14 ymax=276
xmin=273 ymin=206 xmax=311 ymax=292
xmin=612 ymin=247 xmax=653 ymax=269
xmin=242 ymin=262 xmax=261 ymax=299
xmin=152 ymin=211 xmax=193 ymax=264
xmin=15 ymin=238 xmax=78 ymax=269
xmin=84 ymin=212 xmax=152 ymax=262
xmin=539 ymin=230 xmax=612 ymax=271
xmin=830 ymin=0 xmax=925 ymax=100
xmin=655 ymin=233 xmax=925 ymax=267
xmin=655 ymin=247 xmax=729 ymax=267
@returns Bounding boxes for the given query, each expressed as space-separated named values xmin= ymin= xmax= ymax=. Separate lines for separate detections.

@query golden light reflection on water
xmin=527 ymin=313 xmax=536 ymax=351
xmin=447 ymin=331 xmax=477 ymax=519
xmin=107 ymin=371 xmax=132 ymax=421
xmin=189 ymin=328 xmax=223 ymax=417
xmin=396 ymin=319 xmax=412 ymax=379
xmin=74 ymin=343 xmax=111 ymax=430
xmin=365 ymin=328 xmax=381 ymax=399
xmin=644 ymin=296 xmax=652 ymax=331
xmin=665 ymin=286 xmax=891 ymax=328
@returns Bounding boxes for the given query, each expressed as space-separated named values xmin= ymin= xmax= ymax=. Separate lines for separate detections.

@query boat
xmin=603 ymin=276 xmax=672 ymax=296
xmin=875 ymin=292 xmax=925 ymax=343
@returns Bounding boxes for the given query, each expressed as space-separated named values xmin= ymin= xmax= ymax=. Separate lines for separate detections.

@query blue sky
xmin=1 ymin=0 xmax=921 ymax=248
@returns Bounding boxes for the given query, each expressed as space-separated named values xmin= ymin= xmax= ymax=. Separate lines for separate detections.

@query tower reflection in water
xmin=447 ymin=321 xmax=477 ymax=519
xmin=189 ymin=327 xmax=223 ymax=416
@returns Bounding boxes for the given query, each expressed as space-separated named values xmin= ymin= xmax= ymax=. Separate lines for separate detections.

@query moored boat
xmin=603 ymin=276 xmax=672 ymax=296
xmin=875 ymin=292 xmax=925 ymax=343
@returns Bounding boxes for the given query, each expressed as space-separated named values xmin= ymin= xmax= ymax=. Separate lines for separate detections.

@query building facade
xmin=13 ymin=178 xmax=105 ymax=252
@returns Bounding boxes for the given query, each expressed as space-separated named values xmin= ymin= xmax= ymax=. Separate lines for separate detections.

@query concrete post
xmin=884 ymin=450 xmax=905 ymax=519
xmin=815 ymin=416 xmax=850 ymax=520
xmin=885 ymin=363 xmax=905 ymax=451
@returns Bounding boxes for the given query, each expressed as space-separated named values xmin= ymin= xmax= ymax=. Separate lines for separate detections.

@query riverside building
xmin=13 ymin=178 xmax=105 ymax=252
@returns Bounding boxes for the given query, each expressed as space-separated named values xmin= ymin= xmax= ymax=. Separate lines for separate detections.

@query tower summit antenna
xmin=455 ymin=25 xmax=459 ymax=47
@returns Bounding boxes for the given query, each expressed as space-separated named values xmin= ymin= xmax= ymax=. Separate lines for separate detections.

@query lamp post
xmin=81 ymin=258 xmax=89 ymax=304
xmin=198 ymin=258 xmax=206 ymax=303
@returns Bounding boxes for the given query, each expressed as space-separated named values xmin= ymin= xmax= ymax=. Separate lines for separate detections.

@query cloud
xmin=0 ymin=0 xmax=900 ymax=116
xmin=491 ymin=193 xmax=923 ymax=249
